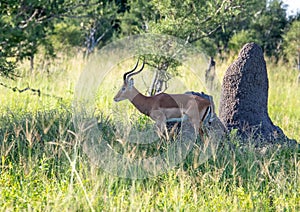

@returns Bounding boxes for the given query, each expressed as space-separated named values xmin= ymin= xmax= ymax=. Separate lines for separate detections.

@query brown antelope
xmin=113 ymin=59 xmax=215 ymax=139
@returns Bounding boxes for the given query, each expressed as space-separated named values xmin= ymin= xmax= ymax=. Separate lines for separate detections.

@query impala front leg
xmin=150 ymin=110 xmax=169 ymax=140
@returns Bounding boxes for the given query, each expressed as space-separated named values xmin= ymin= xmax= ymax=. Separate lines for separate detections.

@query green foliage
xmin=120 ymin=0 xmax=289 ymax=60
xmin=119 ymin=0 xmax=155 ymax=35
xmin=249 ymin=0 xmax=288 ymax=59
xmin=0 ymin=58 xmax=15 ymax=78
xmin=228 ymin=30 xmax=261 ymax=54
xmin=1 ymin=0 xmax=298 ymax=77
xmin=0 ymin=0 xmax=65 ymax=72
xmin=0 ymin=0 xmax=119 ymax=74
xmin=51 ymin=22 xmax=83 ymax=50
xmin=283 ymin=20 xmax=300 ymax=67
xmin=119 ymin=0 xmax=248 ymax=54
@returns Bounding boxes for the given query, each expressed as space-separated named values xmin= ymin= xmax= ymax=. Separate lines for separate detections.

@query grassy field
xmin=0 ymin=53 xmax=299 ymax=211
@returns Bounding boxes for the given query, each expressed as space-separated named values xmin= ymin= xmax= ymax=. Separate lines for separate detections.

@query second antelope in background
xmin=114 ymin=59 xmax=215 ymax=138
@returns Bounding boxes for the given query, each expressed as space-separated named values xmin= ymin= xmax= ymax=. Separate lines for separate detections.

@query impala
xmin=113 ymin=59 xmax=215 ymax=138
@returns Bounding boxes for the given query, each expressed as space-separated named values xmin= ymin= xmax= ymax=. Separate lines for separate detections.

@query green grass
xmin=268 ymin=61 xmax=300 ymax=142
xmin=0 ymin=54 xmax=299 ymax=211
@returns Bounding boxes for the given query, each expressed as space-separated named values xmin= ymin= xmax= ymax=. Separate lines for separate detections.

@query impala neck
xmin=129 ymin=87 xmax=151 ymax=116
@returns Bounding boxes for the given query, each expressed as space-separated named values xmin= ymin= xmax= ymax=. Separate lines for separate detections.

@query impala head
xmin=114 ymin=59 xmax=145 ymax=102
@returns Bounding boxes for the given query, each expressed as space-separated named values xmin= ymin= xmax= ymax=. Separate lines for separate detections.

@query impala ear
xmin=128 ymin=78 xmax=134 ymax=88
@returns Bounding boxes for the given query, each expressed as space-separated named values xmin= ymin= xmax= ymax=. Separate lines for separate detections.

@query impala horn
xmin=123 ymin=59 xmax=140 ymax=83
xmin=123 ymin=59 xmax=145 ymax=83
xmin=126 ymin=60 xmax=145 ymax=80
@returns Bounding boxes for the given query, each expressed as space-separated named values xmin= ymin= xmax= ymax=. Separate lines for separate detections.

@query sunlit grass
xmin=0 ymin=53 xmax=299 ymax=211
xmin=267 ymin=61 xmax=300 ymax=142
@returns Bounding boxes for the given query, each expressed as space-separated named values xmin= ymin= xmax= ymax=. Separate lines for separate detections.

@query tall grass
xmin=0 ymin=53 xmax=299 ymax=211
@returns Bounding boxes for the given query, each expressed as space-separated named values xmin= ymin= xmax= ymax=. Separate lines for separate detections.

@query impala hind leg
xmin=192 ymin=124 xmax=211 ymax=168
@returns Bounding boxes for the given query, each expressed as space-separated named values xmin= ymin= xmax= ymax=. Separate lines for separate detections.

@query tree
xmin=0 ymin=0 xmax=118 ymax=76
xmin=283 ymin=20 xmax=300 ymax=69
xmin=119 ymin=0 xmax=266 ymax=94
xmin=1 ymin=0 xmax=64 ymax=73
xmin=249 ymin=0 xmax=288 ymax=59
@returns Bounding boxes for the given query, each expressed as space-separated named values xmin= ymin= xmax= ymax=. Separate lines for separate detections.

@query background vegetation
xmin=0 ymin=0 xmax=299 ymax=211
xmin=1 ymin=0 xmax=300 ymax=75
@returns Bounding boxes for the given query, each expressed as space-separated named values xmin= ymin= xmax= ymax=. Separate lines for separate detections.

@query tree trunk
xmin=30 ymin=55 xmax=34 ymax=72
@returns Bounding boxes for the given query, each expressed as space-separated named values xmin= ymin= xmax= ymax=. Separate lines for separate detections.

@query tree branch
xmin=188 ymin=25 xmax=222 ymax=43
xmin=0 ymin=82 xmax=63 ymax=100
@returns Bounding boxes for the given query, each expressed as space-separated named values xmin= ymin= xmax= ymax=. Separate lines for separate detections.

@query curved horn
xmin=123 ymin=59 xmax=139 ymax=83
xmin=126 ymin=60 xmax=145 ymax=80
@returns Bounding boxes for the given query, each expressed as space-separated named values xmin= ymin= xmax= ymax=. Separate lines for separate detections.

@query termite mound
xmin=219 ymin=42 xmax=296 ymax=145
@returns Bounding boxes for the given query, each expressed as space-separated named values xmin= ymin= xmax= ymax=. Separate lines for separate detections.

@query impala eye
xmin=122 ymin=87 xmax=126 ymax=91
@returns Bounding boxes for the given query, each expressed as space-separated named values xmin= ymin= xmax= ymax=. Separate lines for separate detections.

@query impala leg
xmin=186 ymin=112 xmax=200 ymax=135
xmin=198 ymin=123 xmax=205 ymax=142
xmin=188 ymin=118 xmax=202 ymax=169
xmin=169 ymin=122 xmax=179 ymax=139
xmin=192 ymin=123 xmax=208 ymax=169
xmin=155 ymin=121 xmax=170 ymax=141
xmin=150 ymin=110 xmax=169 ymax=140
xmin=187 ymin=104 xmax=209 ymax=168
